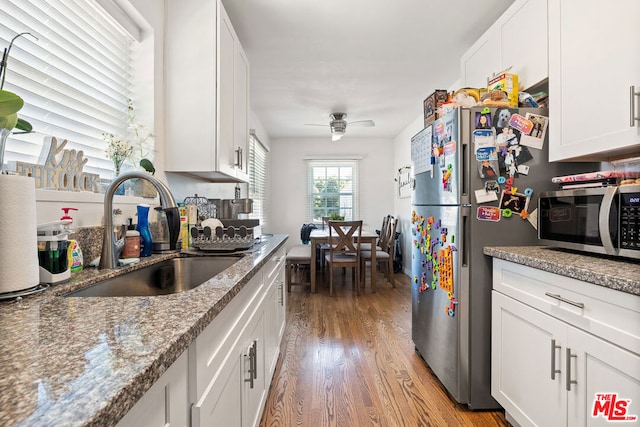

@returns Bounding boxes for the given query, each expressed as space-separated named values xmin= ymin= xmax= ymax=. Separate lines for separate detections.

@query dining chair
xmin=361 ymin=217 xmax=398 ymax=292
xmin=318 ymin=216 xmax=331 ymax=270
xmin=358 ymin=215 xmax=390 ymax=251
xmin=325 ymin=220 xmax=362 ymax=296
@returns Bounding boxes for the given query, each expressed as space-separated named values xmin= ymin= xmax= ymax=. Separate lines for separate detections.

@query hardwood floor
xmin=260 ymin=267 xmax=509 ymax=426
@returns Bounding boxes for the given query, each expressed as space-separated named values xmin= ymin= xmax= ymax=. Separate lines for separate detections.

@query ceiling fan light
xmin=330 ymin=120 xmax=347 ymax=134
xmin=331 ymin=132 xmax=344 ymax=142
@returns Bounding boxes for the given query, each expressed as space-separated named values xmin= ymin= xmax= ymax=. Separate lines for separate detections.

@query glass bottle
xmin=136 ymin=203 xmax=153 ymax=257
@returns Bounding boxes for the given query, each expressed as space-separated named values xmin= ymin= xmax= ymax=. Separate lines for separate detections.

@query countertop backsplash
xmin=69 ymin=226 xmax=103 ymax=267
xmin=69 ymin=222 xmax=165 ymax=269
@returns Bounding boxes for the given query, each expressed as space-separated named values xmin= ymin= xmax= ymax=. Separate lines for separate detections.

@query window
xmin=306 ymin=160 xmax=359 ymax=222
xmin=248 ymin=132 xmax=269 ymax=228
xmin=0 ymin=0 xmax=138 ymax=178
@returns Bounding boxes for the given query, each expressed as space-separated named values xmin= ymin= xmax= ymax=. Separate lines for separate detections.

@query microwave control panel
xmin=620 ymin=192 xmax=640 ymax=250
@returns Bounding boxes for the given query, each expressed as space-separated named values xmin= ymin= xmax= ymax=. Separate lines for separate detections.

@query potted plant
xmin=102 ymin=100 xmax=156 ymax=197
xmin=0 ymin=33 xmax=36 ymax=172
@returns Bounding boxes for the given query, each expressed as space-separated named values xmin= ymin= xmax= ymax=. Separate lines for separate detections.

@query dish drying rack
xmin=190 ymin=225 xmax=255 ymax=252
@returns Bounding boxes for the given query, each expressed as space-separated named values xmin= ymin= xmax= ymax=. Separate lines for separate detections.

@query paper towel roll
xmin=0 ymin=175 xmax=40 ymax=293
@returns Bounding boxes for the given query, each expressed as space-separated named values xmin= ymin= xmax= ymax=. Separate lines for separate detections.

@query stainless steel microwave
xmin=538 ymin=184 xmax=640 ymax=260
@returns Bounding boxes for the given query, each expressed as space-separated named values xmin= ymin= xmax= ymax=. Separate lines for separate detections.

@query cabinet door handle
xmin=544 ymin=292 xmax=585 ymax=309
xmin=278 ymin=280 xmax=284 ymax=306
xmin=566 ymin=348 xmax=577 ymax=391
xmin=244 ymin=342 xmax=255 ymax=388
xmin=630 ymin=86 xmax=640 ymax=127
xmin=253 ymin=339 xmax=258 ymax=380
xmin=235 ymin=147 xmax=243 ymax=168
xmin=550 ymin=339 xmax=561 ymax=380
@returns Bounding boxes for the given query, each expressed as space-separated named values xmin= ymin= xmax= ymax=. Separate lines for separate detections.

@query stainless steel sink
xmin=65 ymin=256 xmax=242 ymax=297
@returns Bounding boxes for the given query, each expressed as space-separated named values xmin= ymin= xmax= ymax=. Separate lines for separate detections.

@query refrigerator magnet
xmin=485 ymin=180 xmax=500 ymax=193
xmin=508 ymin=113 xmax=533 ymax=135
xmin=475 ymin=188 xmax=499 ymax=204
xmin=498 ymin=190 xmax=530 ymax=214
xmin=477 ymin=206 xmax=501 ymax=222
xmin=478 ymin=159 xmax=499 ymax=179
xmin=473 ymin=129 xmax=495 ymax=150
xmin=520 ymin=113 xmax=548 ymax=150
xmin=475 ymin=111 xmax=492 ymax=129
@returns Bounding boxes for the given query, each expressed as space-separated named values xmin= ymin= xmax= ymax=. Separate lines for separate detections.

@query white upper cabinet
xmin=461 ymin=0 xmax=548 ymax=91
xmin=165 ymin=0 xmax=250 ymax=181
xmin=461 ymin=28 xmax=502 ymax=89
xmin=548 ymin=0 xmax=640 ymax=161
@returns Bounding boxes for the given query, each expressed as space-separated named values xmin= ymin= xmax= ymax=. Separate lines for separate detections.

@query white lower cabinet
xmin=242 ymin=308 xmax=266 ymax=427
xmin=264 ymin=247 xmax=286 ymax=378
xmin=116 ymin=351 xmax=189 ymax=427
xmin=491 ymin=259 xmax=640 ymax=427
xmin=191 ymin=250 xmax=286 ymax=427
xmin=118 ymin=246 xmax=287 ymax=427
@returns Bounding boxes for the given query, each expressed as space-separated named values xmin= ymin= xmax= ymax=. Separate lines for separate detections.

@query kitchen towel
xmin=0 ymin=174 xmax=40 ymax=293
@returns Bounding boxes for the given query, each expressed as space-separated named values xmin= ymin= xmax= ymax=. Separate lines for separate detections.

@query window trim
xmin=306 ymin=159 xmax=359 ymax=223
xmin=248 ymin=131 xmax=269 ymax=229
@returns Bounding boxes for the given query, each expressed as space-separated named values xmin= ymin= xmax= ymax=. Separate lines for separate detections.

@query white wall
xmin=268 ymin=137 xmax=394 ymax=250
xmin=393 ymin=114 xmax=423 ymax=276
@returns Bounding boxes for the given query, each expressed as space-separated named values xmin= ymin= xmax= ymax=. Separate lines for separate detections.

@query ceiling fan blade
xmin=304 ymin=123 xmax=329 ymax=127
xmin=348 ymin=120 xmax=375 ymax=127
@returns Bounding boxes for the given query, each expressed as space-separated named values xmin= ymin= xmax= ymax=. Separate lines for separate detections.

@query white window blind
xmin=0 ymin=0 xmax=134 ymax=178
xmin=248 ymin=132 xmax=269 ymax=229
xmin=306 ymin=159 xmax=359 ymax=223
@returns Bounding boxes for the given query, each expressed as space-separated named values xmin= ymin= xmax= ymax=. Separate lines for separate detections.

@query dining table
xmin=309 ymin=228 xmax=380 ymax=293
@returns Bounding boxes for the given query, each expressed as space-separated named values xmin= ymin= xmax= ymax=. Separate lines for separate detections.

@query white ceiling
xmin=222 ymin=0 xmax=514 ymax=141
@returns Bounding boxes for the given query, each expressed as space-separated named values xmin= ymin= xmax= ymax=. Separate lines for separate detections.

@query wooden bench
xmin=286 ymin=245 xmax=312 ymax=291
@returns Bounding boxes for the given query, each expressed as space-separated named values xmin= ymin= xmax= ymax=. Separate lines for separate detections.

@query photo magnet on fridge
xmin=474 ymin=188 xmax=499 ymax=204
xmin=498 ymin=190 xmax=530 ymax=214
xmin=475 ymin=111 xmax=492 ymax=129
xmin=478 ymin=159 xmax=499 ymax=179
xmin=520 ymin=113 xmax=548 ymax=150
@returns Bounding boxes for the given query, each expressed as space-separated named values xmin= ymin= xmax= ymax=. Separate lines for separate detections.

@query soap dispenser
xmin=123 ymin=218 xmax=140 ymax=259
xmin=136 ymin=204 xmax=153 ymax=257
xmin=61 ymin=207 xmax=83 ymax=272
xmin=37 ymin=219 xmax=72 ymax=284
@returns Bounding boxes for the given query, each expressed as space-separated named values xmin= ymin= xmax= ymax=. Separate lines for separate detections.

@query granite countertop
xmin=484 ymin=246 xmax=640 ymax=296
xmin=0 ymin=234 xmax=288 ymax=427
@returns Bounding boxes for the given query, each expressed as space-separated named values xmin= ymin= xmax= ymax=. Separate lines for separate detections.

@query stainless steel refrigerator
xmin=409 ymin=107 xmax=596 ymax=409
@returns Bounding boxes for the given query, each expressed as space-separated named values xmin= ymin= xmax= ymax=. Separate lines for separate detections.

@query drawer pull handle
xmin=566 ymin=348 xmax=577 ymax=391
xmin=631 ymin=85 xmax=640 ymax=127
xmin=544 ymin=292 xmax=585 ymax=309
xmin=550 ymin=339 xmax=561 ymax=380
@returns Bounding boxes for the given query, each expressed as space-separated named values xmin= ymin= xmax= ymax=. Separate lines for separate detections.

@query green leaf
xmin=0 ymin=112 xmax=18 ymax=129
xmin=14 ymin=118 xmax=32 ymax=133
xmin=140 ymin=158 xmax=155 ymax=175
xmin=0 ymin=90 xmax=24 ymax=116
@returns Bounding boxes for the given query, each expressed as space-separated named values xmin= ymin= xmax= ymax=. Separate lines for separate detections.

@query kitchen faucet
xmin=99 ymin=171 xmax=181 ymax=269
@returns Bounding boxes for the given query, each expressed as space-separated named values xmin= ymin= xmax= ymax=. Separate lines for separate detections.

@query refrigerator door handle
xmin=461 ymin=207 xmax=470 ymax=267
xmin=461 ymin=138 xmax=469 ymax=199
xmin=460 ymin=109 xmax=471 ymax=202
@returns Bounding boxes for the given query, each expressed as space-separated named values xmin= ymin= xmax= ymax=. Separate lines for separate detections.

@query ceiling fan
xmin=305 ymin=113 xmax=375 ymax=141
